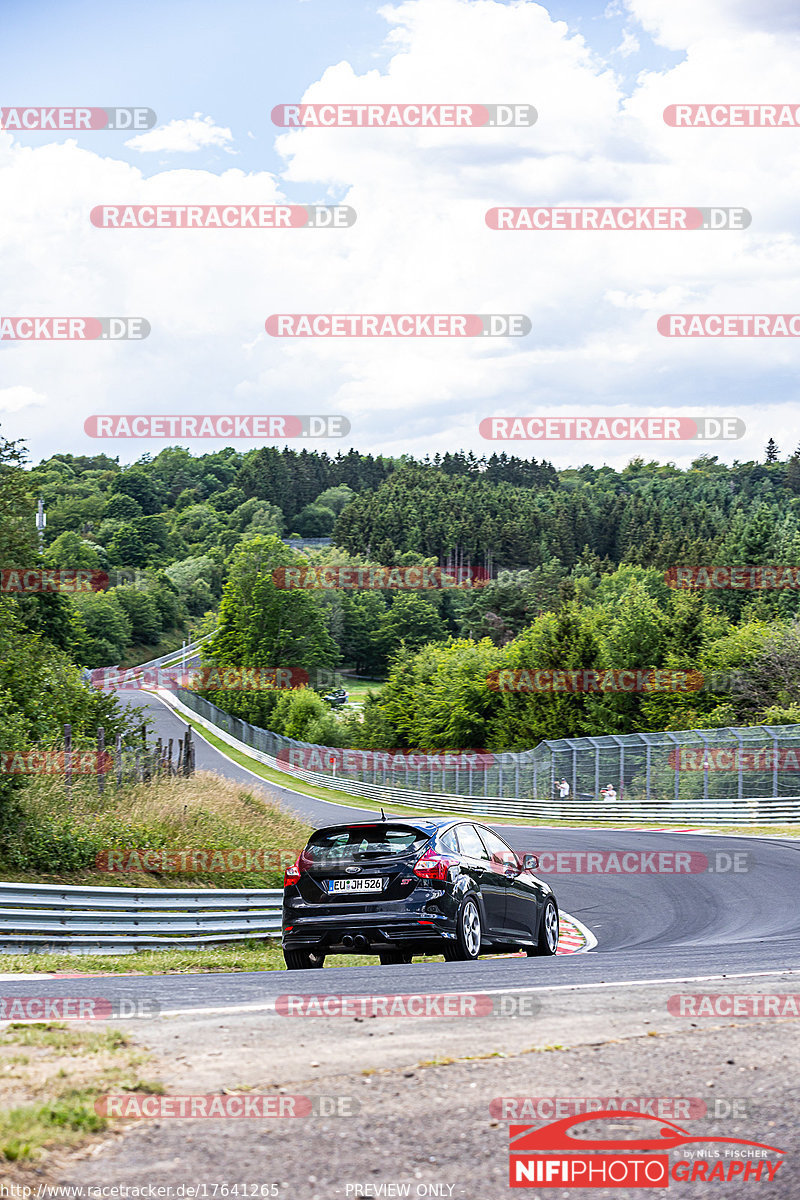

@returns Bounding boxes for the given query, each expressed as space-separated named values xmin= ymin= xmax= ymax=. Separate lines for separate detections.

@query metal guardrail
xmin=125 ymin=633 xmax=215 ymax=674
xmin=0 ymin=882 xmax=282 ymax=955
xmin=166 ymin=689 xmax=800 ymax=825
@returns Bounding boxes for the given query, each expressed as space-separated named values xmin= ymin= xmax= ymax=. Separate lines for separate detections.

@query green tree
xmin=340 ymin=591 xmax=388 ymax=674
xmin=70 ymin=592 xmax=133 ymax=665
xmin=110 ymin=467 xmax=165 ymax=514
xmin=107 ymin=523 xmax=149 ymax=568
xmin=104 ymin=493 xmax=143 ymax=521
xmin=212 ymin=536 xmax=338 ymax=674
xmin=0 ymin=596 xmax=133 ymax=809
xmin=295 ymin=503 xmax=336 ymax=537
xmin=43 ymin=531 xmax=102 ymax=570
xmin=378 ymin=593 xmax=447 ymax=658
xmin=314 ymin=484 xmax=356 ymax=515
xmin=112 ymin=587 xmax=163 ymax=645
xmin=0 ymin=430 xmax=37 ymax=567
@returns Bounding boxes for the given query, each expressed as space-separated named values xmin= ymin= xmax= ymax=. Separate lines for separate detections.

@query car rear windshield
xmin=304 ymin=825 xmax=430 ymax=865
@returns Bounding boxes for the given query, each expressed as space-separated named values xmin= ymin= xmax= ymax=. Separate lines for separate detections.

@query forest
xmin=3 ymin=426 xmax=800 ymax=776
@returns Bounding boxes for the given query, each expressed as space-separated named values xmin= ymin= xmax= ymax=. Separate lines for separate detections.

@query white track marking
xmin=155 ymin=968 xmax=800 ymax=1017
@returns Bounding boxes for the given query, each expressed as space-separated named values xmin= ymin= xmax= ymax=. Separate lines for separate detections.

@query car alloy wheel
xmin=528 ymin=898 xmax=559 ymax=957
xmin=445 ymin=896 xmax=482 ymax=961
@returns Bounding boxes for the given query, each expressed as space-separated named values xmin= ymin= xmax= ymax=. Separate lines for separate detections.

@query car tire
xmin=444 ymin=896 xmax=483 ymax=961
xmin=379 ymin=949 xmax=413 ymax=965
xmin=283 ymin=947 xmax=326 ymax=970
xmin=529 ymin=898 xmax=559 ymax=956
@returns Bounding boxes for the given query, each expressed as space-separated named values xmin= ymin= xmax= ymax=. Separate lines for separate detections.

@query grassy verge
xmin=0 ymin=940 xmax=380 ymax=975
xmin=0 ymin=1021 xmax=162 ymax=1181
xmin=337 ymin=679 xmax=383 ymax=711
xmin=0 ymin=942 xmax=495 ymax=975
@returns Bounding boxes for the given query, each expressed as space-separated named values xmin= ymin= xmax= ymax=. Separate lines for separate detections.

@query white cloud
xmin=1 ymin=0 xmax=799 ymax=471
xmin=614 ymin=29 xmax=640 ymax=56
xmin=0 ymin=386 xmax=46 ymax=414
xmin=126 ymin=114 xmax=235 ymax=155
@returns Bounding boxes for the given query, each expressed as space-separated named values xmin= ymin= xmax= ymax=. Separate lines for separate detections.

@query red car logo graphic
xmin=510 ymin=1110 xmax=785 ymax=1155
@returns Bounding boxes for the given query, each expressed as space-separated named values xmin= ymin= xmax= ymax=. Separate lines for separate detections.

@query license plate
xmin=327 ymin=877 xmax=384 ymax=893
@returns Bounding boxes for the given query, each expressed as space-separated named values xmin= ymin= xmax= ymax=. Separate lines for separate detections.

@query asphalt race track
xmin=4 ymin=689 xmax=798 ymax=1008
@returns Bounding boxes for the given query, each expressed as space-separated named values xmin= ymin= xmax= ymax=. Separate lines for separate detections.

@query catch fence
xmin=173 ymin=689 xmax=800 ymax=823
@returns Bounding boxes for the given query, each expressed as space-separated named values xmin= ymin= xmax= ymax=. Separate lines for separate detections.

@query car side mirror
xmin=522 ymin=854 xmax=539 ymax=871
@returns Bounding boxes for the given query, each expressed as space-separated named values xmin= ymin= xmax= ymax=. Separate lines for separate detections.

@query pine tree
xmin=786 ymin=454 xmax=800 ymax=495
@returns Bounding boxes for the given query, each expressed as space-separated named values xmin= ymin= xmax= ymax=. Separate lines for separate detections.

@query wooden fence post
xmin=97 ymin=726 xmax=105 ymax=796
xmin=64 ymin=723 xmax=72 ymax=801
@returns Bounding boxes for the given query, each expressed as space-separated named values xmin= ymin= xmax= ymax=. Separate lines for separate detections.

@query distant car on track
xmin=282 ymin=818 xmax=559 ymax=969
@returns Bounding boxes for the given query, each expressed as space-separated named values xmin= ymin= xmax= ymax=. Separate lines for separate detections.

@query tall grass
xmin=0 ymin=770 xmax=311 ymax=887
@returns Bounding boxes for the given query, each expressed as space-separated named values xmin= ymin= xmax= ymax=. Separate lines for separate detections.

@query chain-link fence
xmin=175 ymin=688 xmax=800 ymax=822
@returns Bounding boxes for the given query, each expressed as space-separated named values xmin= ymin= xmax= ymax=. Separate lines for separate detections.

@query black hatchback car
xmin=282 ymin=818 xmax=559 ymax=969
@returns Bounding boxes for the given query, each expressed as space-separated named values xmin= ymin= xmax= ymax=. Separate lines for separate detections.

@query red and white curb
xmin=557 ymin=911 xmax=596 ymax=954
xmin=499 ymin=910 xmax=597 ymax=958
xmin=627 ymin=826 xmax=702 ymax=833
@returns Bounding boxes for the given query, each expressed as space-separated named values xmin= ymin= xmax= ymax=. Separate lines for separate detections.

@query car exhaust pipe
xmin=342 ymin=935 xmax=355 ymax=948
xmin=354 ymin=934 xmax=369 ymax=951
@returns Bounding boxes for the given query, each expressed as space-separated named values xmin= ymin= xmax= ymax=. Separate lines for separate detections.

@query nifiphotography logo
xmin=508 ymin=1111 xmax=785 ymax=1188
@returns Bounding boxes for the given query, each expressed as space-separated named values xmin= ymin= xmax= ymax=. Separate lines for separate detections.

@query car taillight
xmin=284 ymin=854 xmax=304 ymax=887
xmin=414 ymin=852 xmax=454 ymax=882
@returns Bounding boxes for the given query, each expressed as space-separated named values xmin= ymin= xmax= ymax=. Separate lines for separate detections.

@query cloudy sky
xmin=1 ymin=0 xmax=799 ymax=470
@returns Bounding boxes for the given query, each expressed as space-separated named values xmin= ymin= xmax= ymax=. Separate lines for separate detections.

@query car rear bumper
xmin=282 ymin=910 xmax=456 ymax=951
